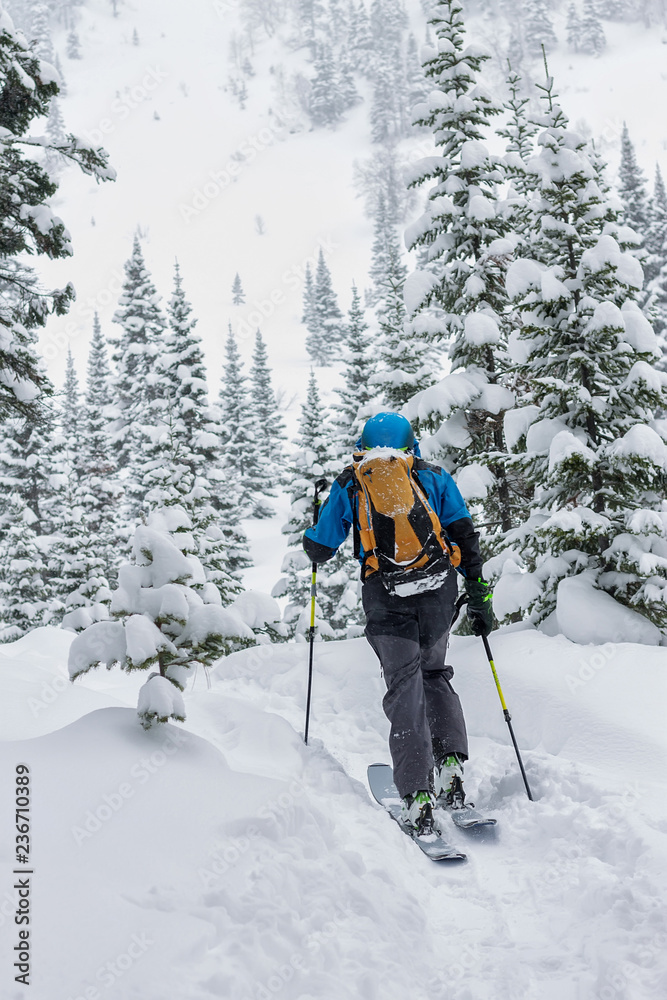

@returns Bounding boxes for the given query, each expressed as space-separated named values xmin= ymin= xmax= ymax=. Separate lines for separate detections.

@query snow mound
xmin=556 ymin=573 xmax=662 ymax=646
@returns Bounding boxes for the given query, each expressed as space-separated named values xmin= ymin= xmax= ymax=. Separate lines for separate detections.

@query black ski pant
xmin=362 ymin=571 xmax=468 ymax=799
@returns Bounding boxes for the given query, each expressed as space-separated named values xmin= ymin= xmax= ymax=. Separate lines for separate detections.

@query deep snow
xmin=0 ymin=625 xmax=666 ymax=999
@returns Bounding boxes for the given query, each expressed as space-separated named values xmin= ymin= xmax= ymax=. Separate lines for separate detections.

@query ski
xmin=435 ymin=775 xmax=497 ymax=831
xmin=367 ymin=763 xmax=467 ymax=862
xmin=439 ymin=802 xmax=497 ymax=831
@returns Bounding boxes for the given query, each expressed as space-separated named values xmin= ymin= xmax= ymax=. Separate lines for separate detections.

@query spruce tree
xmin=331 ymin=285 xmax=377 ymax=450
xmin=368 ymin=193 xmax=430 ymax=410
xmin=618 ymin=123 xmax=650 ymax=239
xmin=498 ymin=64 xmax=539 ymax=250
xmin=1 ymin=11 xmax=113 ymax=420
xmin=45 ymin=97 xmax=66 ymax=171
xmin=302 ymin=261 xmax=317 ymax=331
xmin=158 ymin=262 xmax=219 ymax=476
xmin=404 ymin=0 xmax=518 ymax=539
xmin=309 ymin=43 xmax=345 ymax=127
xmin=405 ymin=32 xmax=429 ymax=111
xmin=306 ymin=248 xmax=344 ymax=366
xmin=0 ymin=493 xmax=54 ymax=641
xmin=566 ymin=3 xmax=581 ymax=50
xmin=218 ymin=326 xmax=274 ymax=519
xmin=29 ymin=2 xmax=55 ymax=65
xmin=249 ymin=329 xmax=286 ymax=473
xmin=492 ymin=73 xmax=667 ymax=629
xmin=66 ymin=28 xmax=81 ymax=58
xmin=337 ymin=45 xmax=360 ymax=111
xmin=580 ymin=0 xmax=606 ymax=54
xmin=275 ymin=371 xmax=337 ymax=638
xmin=80 ymin=314 xmax=121 ymax=572
xmin=370 ymin=56 xmax=398 ymax=145
xmin=348 ymin=0 xmax=373 ymax=74
xmin=0 ymin=401 xmax=56 ymax=536
xmin=523 ymin=0 xmax=558 ymax=56
xmin=109 ymin=237 xmax=167 ymax=494
xmin=232 ymin=272 xmax=245 ymax=305
xmin=68 ymin=477 xmax=256 ymax=729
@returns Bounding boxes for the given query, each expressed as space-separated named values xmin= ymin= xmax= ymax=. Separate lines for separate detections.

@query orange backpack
xmin=352 ymin=450 xmax=460 ymax=595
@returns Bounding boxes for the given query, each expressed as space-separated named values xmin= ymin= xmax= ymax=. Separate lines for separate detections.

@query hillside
xmin=0 ymin=624 xmax=666 ymax=998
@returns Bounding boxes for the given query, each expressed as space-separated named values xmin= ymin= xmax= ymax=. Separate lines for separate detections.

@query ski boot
xmin=400 ymin=790 xmax=436 ymax=835
xmin=434 ymin=753 xmax=466 ymax=810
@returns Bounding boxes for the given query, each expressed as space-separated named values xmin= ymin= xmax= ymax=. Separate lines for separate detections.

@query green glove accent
xmin=464 ymin=577 xmax=494 ymax=637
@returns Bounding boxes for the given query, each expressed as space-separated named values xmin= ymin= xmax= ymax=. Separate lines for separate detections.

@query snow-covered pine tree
xmin=331 ymin=284 xmax=377 ymax=450
xmin=218 ymin=325 xmax=275 ymax=518
xmin=498 ymin=63 xmax=539 ymax=250
xmin=0 ymin=493 xmax=54 ymax=641
xmin=68 ymin=476 xmax=257 ymax=728
xmin=337 ymin=45 xmax=360 ymax=111
xmin=249 ymin=328 xmax=286 ymax=475
xmin=306 ymin=247 xmax=344 ymax=366
xmin=109 ymin=236 xmax=167 ymax=506
xmin=66 ymin=27 xmax=81 ymax=58
xmin=0 ymin=399 xmax=56 ymax=536
xmin=402 ymin=0 xmax=518 ymax=539
xmin=566 ymin=3 xmax=581 ymax=50
xmin=0 ymin=11 xmax=113 ymax=420
xmin=28 ymin=1 xmax=54 ymax=64
xmin=579 ymin=0 xmax=606 ymax=54
xmin=523 ymin=0 xmax=558 ymax=56
xmin=157 ymin=262 xmax=220 ymax=476
xmin=599 ymin=0 xmax=632 ymax=18
xmin=405 ymin=32 xmax=429 ymax=111
xmin=45 ymin=97 xmax=66 ymax=171
xmin=301 ymin=261 xmax=317 ymax=336
xmin=54 ymin=317 xmax=120 ymax=630
xmin=232 ymin=272 xmax=245 ymax=305
xmin=490 ymin=72 xmax=667 ymax=630
xmin=347 ymin=0 xmax=373 ymax=75
xmin=644 ymin=164 xmax=667 ymax=298
xmin=309 ymin=43 xmax=345 ymax=127
xmin=296 ymin=0 xmax=326 ymax=57
xmin=647 ymin=165 xmax=667 ymax=263
xmin=79 ymin=313 xmax=122 ymax=582
xmin=618 ymin=123 xmax=650 ymax=241
xmin=369 ymin=0 xmax=408 ymax=52
xmin=370 ymin=53 xmax=400 ymax=145
xmin=323 ymin=286 xmax=376 ymax=636
xmin=53 ymin=52 xmax=67 ymax=94
xmin=367 ymin=191 xmax=432 ymax=410
xmin=274 ymin=370 xmax=337 ymax=638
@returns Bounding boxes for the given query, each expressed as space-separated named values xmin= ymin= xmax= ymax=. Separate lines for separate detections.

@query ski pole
xmin=453 ymin=593 xmax=533 ymax=801
xmin=481 ymin=633 xmax=534 ymax=802
xmin=304 ymin=477 xmax=327 ymax=745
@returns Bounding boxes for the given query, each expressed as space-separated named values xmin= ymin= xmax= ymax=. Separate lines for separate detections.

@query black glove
xmin=464 ymin=578 xmax=494 ymax=637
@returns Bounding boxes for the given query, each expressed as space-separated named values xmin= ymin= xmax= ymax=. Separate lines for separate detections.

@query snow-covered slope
xmin=1 ymin=625 xmax=666 ymax=999
xmin=38 ymin=0 xmax=667 ymax=395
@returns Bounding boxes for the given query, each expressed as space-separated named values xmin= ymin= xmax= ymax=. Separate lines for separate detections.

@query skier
xmin=303 ymin=412 xmax=493 ymax=835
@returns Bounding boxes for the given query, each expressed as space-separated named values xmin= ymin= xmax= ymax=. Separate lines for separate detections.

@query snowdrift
xmin=1 ymin=626 xmax=666 ymax=998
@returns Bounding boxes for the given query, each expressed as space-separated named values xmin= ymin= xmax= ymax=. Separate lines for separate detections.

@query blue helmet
xmin=360 ymin=412 xmax=415 ymax=451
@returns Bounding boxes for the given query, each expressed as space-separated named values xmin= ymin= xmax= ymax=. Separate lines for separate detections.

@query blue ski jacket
xmin=303 ymin=451 xmax=484 ymax=580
